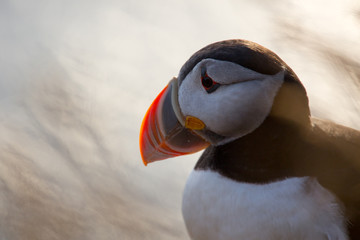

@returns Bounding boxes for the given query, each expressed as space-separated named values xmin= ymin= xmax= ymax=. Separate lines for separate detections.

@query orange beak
xmin=139 ymin=78 xmax=209 ymax=165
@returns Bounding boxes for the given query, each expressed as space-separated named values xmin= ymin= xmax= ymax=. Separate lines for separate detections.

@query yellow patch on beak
xmin=185 ymin=116 xmax=206 ymax=130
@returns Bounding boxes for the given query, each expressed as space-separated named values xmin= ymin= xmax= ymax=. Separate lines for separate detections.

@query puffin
xmin=139 ymin=39 xmax=360 ymax=240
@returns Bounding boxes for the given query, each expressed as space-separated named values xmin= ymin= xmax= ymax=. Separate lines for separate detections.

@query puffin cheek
xmin=230 ymin=98 xmax=272 ymax=137
xmin=208 ymin=80 xmax=280 ymax=138
xmin=209 ymin=82 xmax=265 ymax=137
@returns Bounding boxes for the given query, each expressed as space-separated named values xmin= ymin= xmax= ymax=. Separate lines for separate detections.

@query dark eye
xmin=202 ymin=75 xmax=214 ymax=88
xmin=201 ymin=70 xmax=220 ymax=94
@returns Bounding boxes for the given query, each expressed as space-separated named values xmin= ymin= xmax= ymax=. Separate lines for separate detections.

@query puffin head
xmin=140 ymin=39 xmax=310 ymax=165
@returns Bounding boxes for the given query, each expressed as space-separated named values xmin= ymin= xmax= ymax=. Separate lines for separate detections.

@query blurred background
xmin=0 ymin=0 xmax=360 ymax=239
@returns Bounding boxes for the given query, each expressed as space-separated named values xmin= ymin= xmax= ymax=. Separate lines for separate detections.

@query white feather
xmin=182 ymin=170 xmax=348 ymax=240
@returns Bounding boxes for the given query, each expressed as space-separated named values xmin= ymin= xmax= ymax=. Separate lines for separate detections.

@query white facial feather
xmin=182 ymin=170 xmax=348 ymax=240
xmin=178 ymin=59 xmax=284 ymax=144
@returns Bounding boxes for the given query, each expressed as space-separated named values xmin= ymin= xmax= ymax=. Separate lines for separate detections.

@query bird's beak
xmin=140 ymin=78 xmax=209 ymax=165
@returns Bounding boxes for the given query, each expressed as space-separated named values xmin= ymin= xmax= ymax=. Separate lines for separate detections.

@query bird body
xmin=183 ymin=116 xmax=360 ymax=240
xmin=140 ymin=40 xmax=360 ymax=239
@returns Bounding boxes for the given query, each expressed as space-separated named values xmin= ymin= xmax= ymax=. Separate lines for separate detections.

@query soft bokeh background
xmin=1 ymin=0 xmax=360 ymax=239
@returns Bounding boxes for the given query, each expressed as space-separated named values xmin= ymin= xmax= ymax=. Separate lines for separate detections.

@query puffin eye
xmin=202 ymin=75 xmax=214 ymax=88
xmin=201 ymin=70 xmax=220 ymax=94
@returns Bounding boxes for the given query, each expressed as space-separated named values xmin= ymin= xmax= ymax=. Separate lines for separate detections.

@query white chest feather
xmin=182 ymin=170 xmax=348 ymax=240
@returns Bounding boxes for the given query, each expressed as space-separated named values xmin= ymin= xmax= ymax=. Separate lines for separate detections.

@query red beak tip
xmin=140 ymin=151 xmax=148 ymax=166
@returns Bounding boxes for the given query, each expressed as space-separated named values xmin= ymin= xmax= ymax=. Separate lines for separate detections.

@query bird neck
xmin=195 ymin=116 xmax=312 ymax=183
xmin=269 ymin=79 xmax=311 ymax=128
